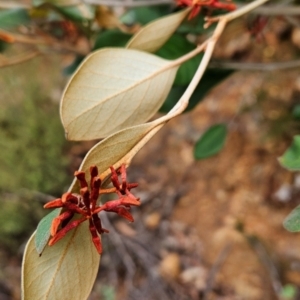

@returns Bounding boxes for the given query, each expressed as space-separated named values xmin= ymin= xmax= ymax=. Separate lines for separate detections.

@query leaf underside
xmin=60 ymin=48 xmax=178 ymax=141
xmin=22 ymin=222 xmax=100 ymax=300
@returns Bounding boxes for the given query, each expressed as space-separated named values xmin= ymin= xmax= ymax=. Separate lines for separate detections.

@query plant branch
xmin=253 ymin=5 xmax=300 ymax=16
xmin=209 ymin=59 xmax=300 ymax=71
xmin=0 ymin=29 xmax=88 ymax=56
xmin=169 ymin=19 xmax=227 ymax=116
xmin=206 ymin=0 xmax=270 ymax=26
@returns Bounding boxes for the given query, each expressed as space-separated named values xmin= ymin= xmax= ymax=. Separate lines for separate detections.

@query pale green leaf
xmin=35 ymin=208 xmax=61 ymax=255
xmin=127 ymin=8 xmax=190 ymax=53
xmin=60 ymin=48 xmax=178 ymax=141
xmin=194 ymin=124 xmax=227 ymax=159
xmin=283 ymin=205 xmax=300 ymax=232
xmin=279 ymin=135 xmax=300 ymax=171
xmin=22 ymin=222 xmax=100 ymax=300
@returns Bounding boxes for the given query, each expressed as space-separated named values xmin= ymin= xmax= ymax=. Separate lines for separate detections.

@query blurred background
xmin=1 ymin=0 xmax=300 ymax=299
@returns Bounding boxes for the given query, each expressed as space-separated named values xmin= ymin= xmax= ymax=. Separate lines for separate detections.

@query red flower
xmin=44 ymin=164 xmax=140 ymax=254
xmin=177 ymin=0 xmax=236 ymax=19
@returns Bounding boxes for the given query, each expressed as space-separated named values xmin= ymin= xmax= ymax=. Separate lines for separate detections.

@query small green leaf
xmin=279 ymin=136 xmax=300 ymax=171
xmin=35 ymin=208 xmax=61 ymax=255
xmin=93 ymin=30 xmax=132 ymax=50
xmin=194 ymin=124 xmax=227 ymax=160
xmin=0 ymin=9 xmax=30 ymax=29
xmin=280 ymin=284 xmax=297 ymax=299
xmin=283 ymin=205 xmax=300 ymax=232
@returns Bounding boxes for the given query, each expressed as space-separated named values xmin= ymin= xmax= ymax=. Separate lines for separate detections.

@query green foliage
xmin=292 ymin=104 xmax=300 ymax=120
xmin=93 ymin=30 xmax=132 ymax=50
xmin=56 ymin=4 xmax=95 ymax=22
xmin=283 ymin=205 xmax=300 ymax=232
xmin=280 ymin=284 xmax=297 ymax=300
xmin=160 ymin=69 xmax=233 ymax=113
xmin=194 ymin=124 xmax=227 ymax=159
xmin=0 ymin=62 xmax=69 ymax=195
xmin=100 ymin=285 xmax=116 ymax=300
xmin=0 ymin=191 xmax=45 ymax=251
xmin=279 ymin=135 xmax=300 ymax=171
xmin=0 ymin=8 xmax=30 ymax=29
xmin=121 ymin=5 xmax=171 ymax=25
xmin=156 ymin=34 xmax=202 ymax=85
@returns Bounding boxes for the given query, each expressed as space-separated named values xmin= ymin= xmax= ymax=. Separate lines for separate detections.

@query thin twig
xmin=247 ymin=236 xmax=282 ymax=299
xmin=206 ymin=0 xmax=270 ymax=26
xmin=0 ymin=51 xmax=41 ymax=68
xmin=209 ymin=60 xmax=300 ymax=71
xmin=101 ymin=213 xmax=136 ymax=278
xmin=253 ymin=5 xmax=300 ymax=16
xmin=203 ymin=243 xmax=232 ymax=300
xmin=0 ymin=29 xmax=88 ymax=56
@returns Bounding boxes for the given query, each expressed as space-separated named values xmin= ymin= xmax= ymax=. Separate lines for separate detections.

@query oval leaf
xmin=194 ymin=124 xmax=227 ymax=160
xmin=279 ymin=135 xmax=300 ymax=171
xmin=35 ymin=208 xmax=61 ymax=255
xmin=126 ymin=8 xmax=190 ymax=53
xmin=22 ymin=223 xmax=100 ymax=300
xmin=283 ymin=205 xmax=300 ymax=232
xmin=70 ymin=122 xmax=160 ymax=187
xmin=60 ymin=48 xmax=178 ymax=141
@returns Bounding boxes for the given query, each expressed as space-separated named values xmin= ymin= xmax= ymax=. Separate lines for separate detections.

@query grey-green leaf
xmin=194 ymin=124 xmax=227 ymax=160
xmin=283 ymin=205 xmax=300 ymax=232
xmin=279 ymin=136 xmax=300 ymax=171
xmin=35 ymin=208 xmax=61 ymax=255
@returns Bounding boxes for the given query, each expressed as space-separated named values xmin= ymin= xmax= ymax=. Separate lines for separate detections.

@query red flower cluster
xmin=177 ymin=0 xmax=236 ymax=19
xmin=44 ymin=165 xmax=140 ymax=254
